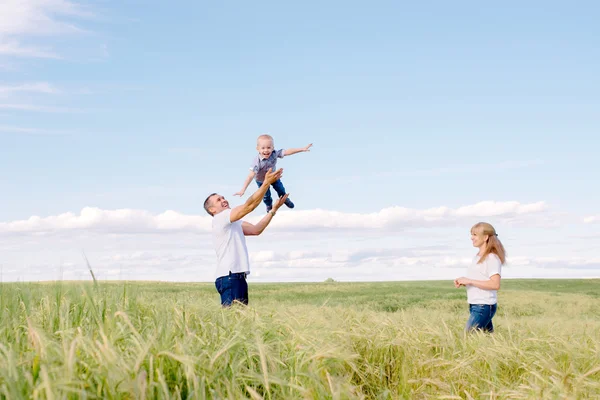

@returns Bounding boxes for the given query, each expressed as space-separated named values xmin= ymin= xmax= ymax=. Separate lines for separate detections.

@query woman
xmin=455 ymin=222 xmax=506 ymax=333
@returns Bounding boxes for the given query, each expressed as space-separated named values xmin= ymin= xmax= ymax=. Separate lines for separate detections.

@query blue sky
xmin=1 ymin=1 xmax=599 ymax=282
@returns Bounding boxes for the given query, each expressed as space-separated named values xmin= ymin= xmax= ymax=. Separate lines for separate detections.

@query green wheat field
xmin=0 ymin=279 xmax=599 ymax=399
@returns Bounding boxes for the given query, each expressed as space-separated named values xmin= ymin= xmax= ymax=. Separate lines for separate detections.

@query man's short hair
xmin=203 ymin=193 xmax=217 ymax=216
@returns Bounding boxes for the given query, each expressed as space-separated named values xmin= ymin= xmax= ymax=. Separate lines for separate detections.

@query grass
xmin=0 ymin=279 xmax=599 ymax=399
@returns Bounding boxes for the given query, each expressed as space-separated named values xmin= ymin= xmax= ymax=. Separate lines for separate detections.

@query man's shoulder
xmin=213 ymin=209 xmax=232 ymax=229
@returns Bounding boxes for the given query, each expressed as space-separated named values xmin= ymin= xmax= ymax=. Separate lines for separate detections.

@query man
xmin=203 ymin=167 xmax=288 ymax=306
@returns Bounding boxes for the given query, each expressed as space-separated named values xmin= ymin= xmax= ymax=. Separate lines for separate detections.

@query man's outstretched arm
xmin=242 ymin=194 xmax=289 ymax=236
xmin=230 ymin=168 xmax=283 ymax=223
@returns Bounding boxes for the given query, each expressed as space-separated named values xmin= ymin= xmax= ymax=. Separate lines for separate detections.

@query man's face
xmin=256 ymin=138 xmax=274 ymax=159
xmin=209 ymin=194 xmax=230 ymax=215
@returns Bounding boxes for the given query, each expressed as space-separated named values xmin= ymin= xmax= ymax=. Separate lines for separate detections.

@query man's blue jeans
xmin=466 ymin=304 xmax=497 ymax=333
xmin=256 ymin=179 xmax=286 ymax=208
xmin=215 ymin=272 xmax=248 ymax=306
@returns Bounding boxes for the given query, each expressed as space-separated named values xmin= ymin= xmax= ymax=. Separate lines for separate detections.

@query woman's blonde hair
xmin=471 ymin=222 xmax=506 ymax=265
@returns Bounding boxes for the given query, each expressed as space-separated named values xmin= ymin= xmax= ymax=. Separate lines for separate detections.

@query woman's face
xmin=471 ymin=228 xmax=489 ymax=248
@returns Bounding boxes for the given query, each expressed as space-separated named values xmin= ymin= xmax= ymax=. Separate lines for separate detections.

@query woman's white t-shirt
xmin=466 ymin=253 xmax=502 ymax=305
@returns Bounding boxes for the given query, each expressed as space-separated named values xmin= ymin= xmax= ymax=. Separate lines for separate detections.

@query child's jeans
xmin=465 ymin=303 xmax=497 ymax=333
xmin=255 ymin=179 xmax=286 ymax=208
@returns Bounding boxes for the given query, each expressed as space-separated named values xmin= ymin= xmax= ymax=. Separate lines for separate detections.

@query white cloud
xmin=0 ymin=0 xmax=92 ymax=58
xmin=265 ymin=201 xmax=548 ymax=231
xmin=0 ymin=83 xmax=68 ymax=115
xmin=508 ymin=256 xmax=600 ymax=269
xmin=0 ymin=125 xmax=71 ymax=135
xmin=0 ymin=207 xmax=212 ymax=235
xmin=249 ymin=249 xmax=470 ymax=270
xmin=0 ymin=201 xmax=548 ymax=236
xmin=0 ymin=0 xmax=90 ymax=36
xmin=248 ymin=251 xmax=600 ymax=282
xmin=583 ymin=215 xmax=599 ymax=224
xmin=0 ymin=82 xmax=59 ymax=95
xmin=0 ymin=61 xmax=17 ymax=70
xmin=0 ymin=103 xmax=76 ymax=112
xmin=0 ymin=40 xmax=59 ymax=58
xmin=0 ymin=203 xmax=597 ymax=283
xmin=2 ymin=245 xmax=599 ymax=282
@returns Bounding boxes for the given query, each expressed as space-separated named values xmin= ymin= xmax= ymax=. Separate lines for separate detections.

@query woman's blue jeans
xmin=466 ymin=304 xmax=497 ymax=333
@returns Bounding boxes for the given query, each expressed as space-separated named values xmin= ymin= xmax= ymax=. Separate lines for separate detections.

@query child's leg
xmin=271 ymin=179 xmax=287 ymax=197
xmin=272 ymin=179 xmax=294 ymax=208
xmin=256 ymin=180 xmax=273 ymax=210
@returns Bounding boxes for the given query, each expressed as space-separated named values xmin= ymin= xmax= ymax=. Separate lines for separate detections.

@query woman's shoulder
xmin=484 ymin=252 xmax=502 ymax=265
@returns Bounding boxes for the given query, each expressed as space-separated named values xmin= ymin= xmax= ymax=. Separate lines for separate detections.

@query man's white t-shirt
xmin=466 ymin=253 xmax=502 ymax=305
xmin=212 ymin=209 xmax=250 ymax=279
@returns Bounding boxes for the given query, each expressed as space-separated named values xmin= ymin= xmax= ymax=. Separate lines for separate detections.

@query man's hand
xmin=263 ymin=168 xmax=283 ymax=186
xmin=233 ymin=190 xmax=245 ymax=197
xmin=272 ymin=194 xmax=289 ymax=213
xmin=242 ymin=193 xmax=290 ymax=236
xmin=230 ymin=168 xmax=283 ymax=223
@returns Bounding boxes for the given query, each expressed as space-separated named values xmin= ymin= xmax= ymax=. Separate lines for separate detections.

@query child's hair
xmin=472 ymin=222 xmax=506 ymax=265
xmin=257 ymin=134 xmax=274 ymax=144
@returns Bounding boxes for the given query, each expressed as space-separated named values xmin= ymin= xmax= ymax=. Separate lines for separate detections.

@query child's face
xmin=256 ymin=138 xmax=274 ymax=159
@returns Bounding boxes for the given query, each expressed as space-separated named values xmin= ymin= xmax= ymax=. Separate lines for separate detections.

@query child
xmin=454 ymin=222 xmax=506 ymax=333
xmin=234 ymin=134 xmax=312 ymax=212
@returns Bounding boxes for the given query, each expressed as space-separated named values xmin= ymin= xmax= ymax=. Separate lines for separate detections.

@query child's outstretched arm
xmin=283 ymin=143 xmax=312 ymax=156
xmin=233 ymin=170 xmax=256 ymax=197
